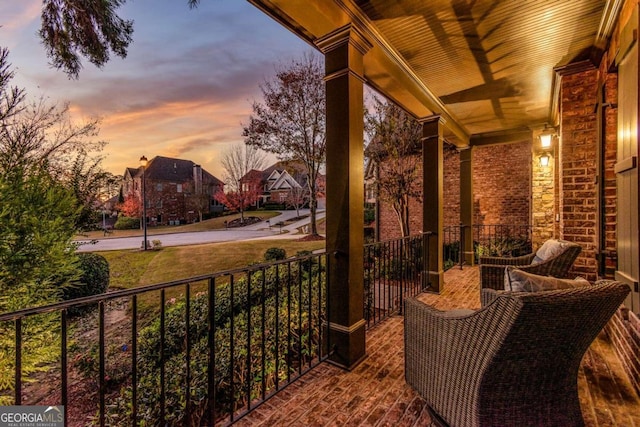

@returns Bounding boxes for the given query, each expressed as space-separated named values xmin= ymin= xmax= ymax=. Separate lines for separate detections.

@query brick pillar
xmin=558 ymin=67 xmax=599 ymax=281
xmin=460 ymin=147 xmax=474 ymax=266
xmin=421 ymin=116 xmax=445 ymax=292
xmin=316 ymin=25 xmax=371 ymax=370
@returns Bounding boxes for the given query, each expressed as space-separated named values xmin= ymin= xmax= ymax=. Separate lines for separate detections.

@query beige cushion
xmin=504 ymin=266 xmax=590 ymax=292
xmin=441 ymin=309 xmax=475 ymax=318
xmin=532 ymin=239 xmax=567 ymax=264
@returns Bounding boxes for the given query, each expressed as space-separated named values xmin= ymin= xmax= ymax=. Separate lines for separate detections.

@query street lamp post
xmin=140 ymin=155 xmax=148 ymax=250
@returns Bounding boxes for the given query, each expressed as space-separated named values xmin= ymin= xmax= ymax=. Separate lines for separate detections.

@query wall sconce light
xmin=539 ymin=153 xmax=550 ymax=167
xmin=539 ymin=126 xmax=555 ymax=149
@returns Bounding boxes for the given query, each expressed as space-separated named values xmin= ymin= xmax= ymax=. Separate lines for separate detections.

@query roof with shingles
xmin=128 ymin=156 xmax=223 ymax=185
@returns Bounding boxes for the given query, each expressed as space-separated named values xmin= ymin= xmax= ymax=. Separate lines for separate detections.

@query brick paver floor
xmin=236 ymin=266 xmax=640 ymax=426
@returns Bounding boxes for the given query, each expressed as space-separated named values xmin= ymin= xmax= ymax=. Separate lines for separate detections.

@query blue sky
xmin=0 ymin=0 xmax=312 ymax=177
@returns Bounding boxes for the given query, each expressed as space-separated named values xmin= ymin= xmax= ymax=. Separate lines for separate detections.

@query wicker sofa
xmin=479 ymin=239 xmax=582 ymax=290
xmin=404 ymin=280 xmax=630 ymax=427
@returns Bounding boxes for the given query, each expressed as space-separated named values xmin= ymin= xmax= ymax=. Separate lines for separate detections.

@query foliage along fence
xmin=0 ymin=234 xmax=433 ymax=425
xmin=363 ymin=234 xmax=427 ymax=329
xmin=443 ymin=224 xmax=533 ymax=268
xmin=0 ymin=252 xmax=328 ymax=426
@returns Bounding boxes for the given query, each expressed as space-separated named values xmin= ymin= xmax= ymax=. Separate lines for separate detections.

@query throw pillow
xmin=532 ymin=239 xmax=567 ymax=264
xmin=504 ymin=266 xmax=590 ymax=292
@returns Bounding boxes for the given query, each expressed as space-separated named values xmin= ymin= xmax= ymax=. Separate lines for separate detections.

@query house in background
xmin=242 ymin=160 xmax=325 ymax=209
xmin=122 ymin=156 xmax=224 ymax=225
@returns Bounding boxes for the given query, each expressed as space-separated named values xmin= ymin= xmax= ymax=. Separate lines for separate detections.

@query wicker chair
xmin=479 ymin=239 xmax=582 ymax=290
xmin=404 ymin=281 xmax=630 ymax=427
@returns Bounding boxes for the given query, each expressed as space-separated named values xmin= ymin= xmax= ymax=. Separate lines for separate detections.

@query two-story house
xmin=241 ymin=160 xmax=324 ymax=209
xmin=122 ymin=156 xmax=224 ymax=225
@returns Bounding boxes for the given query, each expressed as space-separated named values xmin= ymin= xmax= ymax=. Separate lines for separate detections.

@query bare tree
xmin=243 ymin=53 xmax=325 ymax=236
xmin=216 ymin=143 xmax=266 ymax=223
xmin=365 ymin=96 xmax=422 ymax=237
xmin=285 ymin=174 xmax=309 ymax=219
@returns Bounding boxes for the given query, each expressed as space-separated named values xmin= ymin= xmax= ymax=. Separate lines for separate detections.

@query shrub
xmin=364 ymin=207 xmax=375 ymax=224
xmin=114 ymin=216 xmax=140 ymax=230
xmin=62 ymin=253 xmax=109 ymax=315
xmin=474 ymin=237 xmax=531 ymax=259
xmin=264 ymin=247 xmax=286 ymax=261
xmin=151 ymin=239 xmax=162 ymax=250
xmin=102 ymin=262 xmax=326 ymax=426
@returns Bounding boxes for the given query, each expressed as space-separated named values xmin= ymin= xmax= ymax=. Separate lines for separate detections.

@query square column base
xmin=326 ymin=319 xmax=367 ymax=370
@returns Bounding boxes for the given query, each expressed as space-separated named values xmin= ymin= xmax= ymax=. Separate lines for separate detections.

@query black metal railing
xmin=0 ymin=233 xmax=434 ymax=425
xmin=0 ymin=252 xmax=328 ymax=426
xmin=363 ymin=233 xmax=428 ymax=328
xmin=443 ymin=224 xmax=533 ymax=268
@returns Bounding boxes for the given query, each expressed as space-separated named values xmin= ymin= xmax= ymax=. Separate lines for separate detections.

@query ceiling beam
xmin=249 ymin=0 xmax=471 ymax=146
xmin=470 ymin=128 xmax=532 ymax=147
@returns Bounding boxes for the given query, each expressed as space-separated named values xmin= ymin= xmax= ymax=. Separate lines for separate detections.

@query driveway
xmin=76 ymin=210 xmax=325 ymax=252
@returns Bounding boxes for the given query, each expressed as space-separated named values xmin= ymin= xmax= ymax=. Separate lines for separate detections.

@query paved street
xmin=76 ymin=210 xmax=325 ymax=252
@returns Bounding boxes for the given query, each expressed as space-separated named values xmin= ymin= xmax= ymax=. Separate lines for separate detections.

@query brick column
xmin=558 ymin=67 xmax=599 ymax=281
xmin=421 ymin=116 xmax=445 ymax=292
xmin=316 ymin=25 xmax=371 ymax=370
xmin=460 ymin=147 xmax=474 ymax=266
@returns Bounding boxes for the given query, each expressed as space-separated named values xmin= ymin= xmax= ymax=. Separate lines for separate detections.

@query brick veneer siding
xmin=377 ymin=144 xmax=460 ymax=240
xmin=559 ymin=69 xmax=599 ymax=281
xmin=605 ymin=309 xmax=640 ymax=395
xmin=443 ymin=145 xmax=461 ymax=228
xmin=377 ymin=142 xmax=530 ymax=239
xmin=377 ymin=153 xmax=422 ymax=240
xmin=473 ymin=142 xmax=531 ymax=227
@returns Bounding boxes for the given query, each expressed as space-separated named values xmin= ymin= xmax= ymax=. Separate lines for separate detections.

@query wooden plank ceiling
xmin=250 ymin=0 xmax=617 ymax=147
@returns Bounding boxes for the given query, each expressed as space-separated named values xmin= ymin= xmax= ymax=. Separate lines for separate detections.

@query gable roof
xmin=125 ymin=156 xmax=223 ymax=185
xmin=269 ymin=170 xmax=302 ymax=191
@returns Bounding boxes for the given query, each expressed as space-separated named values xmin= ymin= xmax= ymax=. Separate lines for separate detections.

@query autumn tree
xmin=244 ymin=53 xmax=325 ymax=236
xmin=215 ymin=144 xmax=266 ymax=223
xmin=118 ymin=192 xmax=142 ymax=218
xmin=365 ymin=95 xmax=422 ymax=237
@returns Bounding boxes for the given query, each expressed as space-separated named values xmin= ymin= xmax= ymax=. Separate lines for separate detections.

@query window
xmin=155 ymin=200 xmax=163 ymax=209
xmin=177 ymin=183 xmax=183 ymax=193
xmin=156 ymin=183 xmax=163 ymax=192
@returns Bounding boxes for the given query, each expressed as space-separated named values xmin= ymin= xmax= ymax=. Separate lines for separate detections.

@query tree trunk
xmin=309 ymin=198 xmax=318 ymax=235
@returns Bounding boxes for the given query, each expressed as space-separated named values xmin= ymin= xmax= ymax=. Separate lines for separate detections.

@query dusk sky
xmin=1 ymin=0 xmax=313 ymax=178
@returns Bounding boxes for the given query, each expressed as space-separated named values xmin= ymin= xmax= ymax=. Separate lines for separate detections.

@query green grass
xmin=98 ymin=238 xmax=326 ymax=319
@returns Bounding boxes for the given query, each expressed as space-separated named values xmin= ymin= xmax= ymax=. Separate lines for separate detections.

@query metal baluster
xmin=61 ymin=310 xmax=68 ymax=422
xmin=131 ymin=295 xmax=138 ymax=425
xmin=207 ymin=277 xmax=216 ymax=424
xmin=185 ymin=283 xmax=191 ymax=426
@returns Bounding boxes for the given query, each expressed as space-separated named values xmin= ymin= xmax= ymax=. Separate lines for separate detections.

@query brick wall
xmin=605 ymin=309 xmax=640 ymax=395
xmin=559 ymin=69 xmax=599 ymax=281
xmin=377 ymin=144 xmax=460 ymax=240
xmin=473 ymin=142 xmax=531 ymax=226
xmin=377 ymin=142 xmax=530 ymax=239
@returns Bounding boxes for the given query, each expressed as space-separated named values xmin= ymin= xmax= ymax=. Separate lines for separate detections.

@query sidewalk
xmin=76 ymin=210 xmax=326 ymax=251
